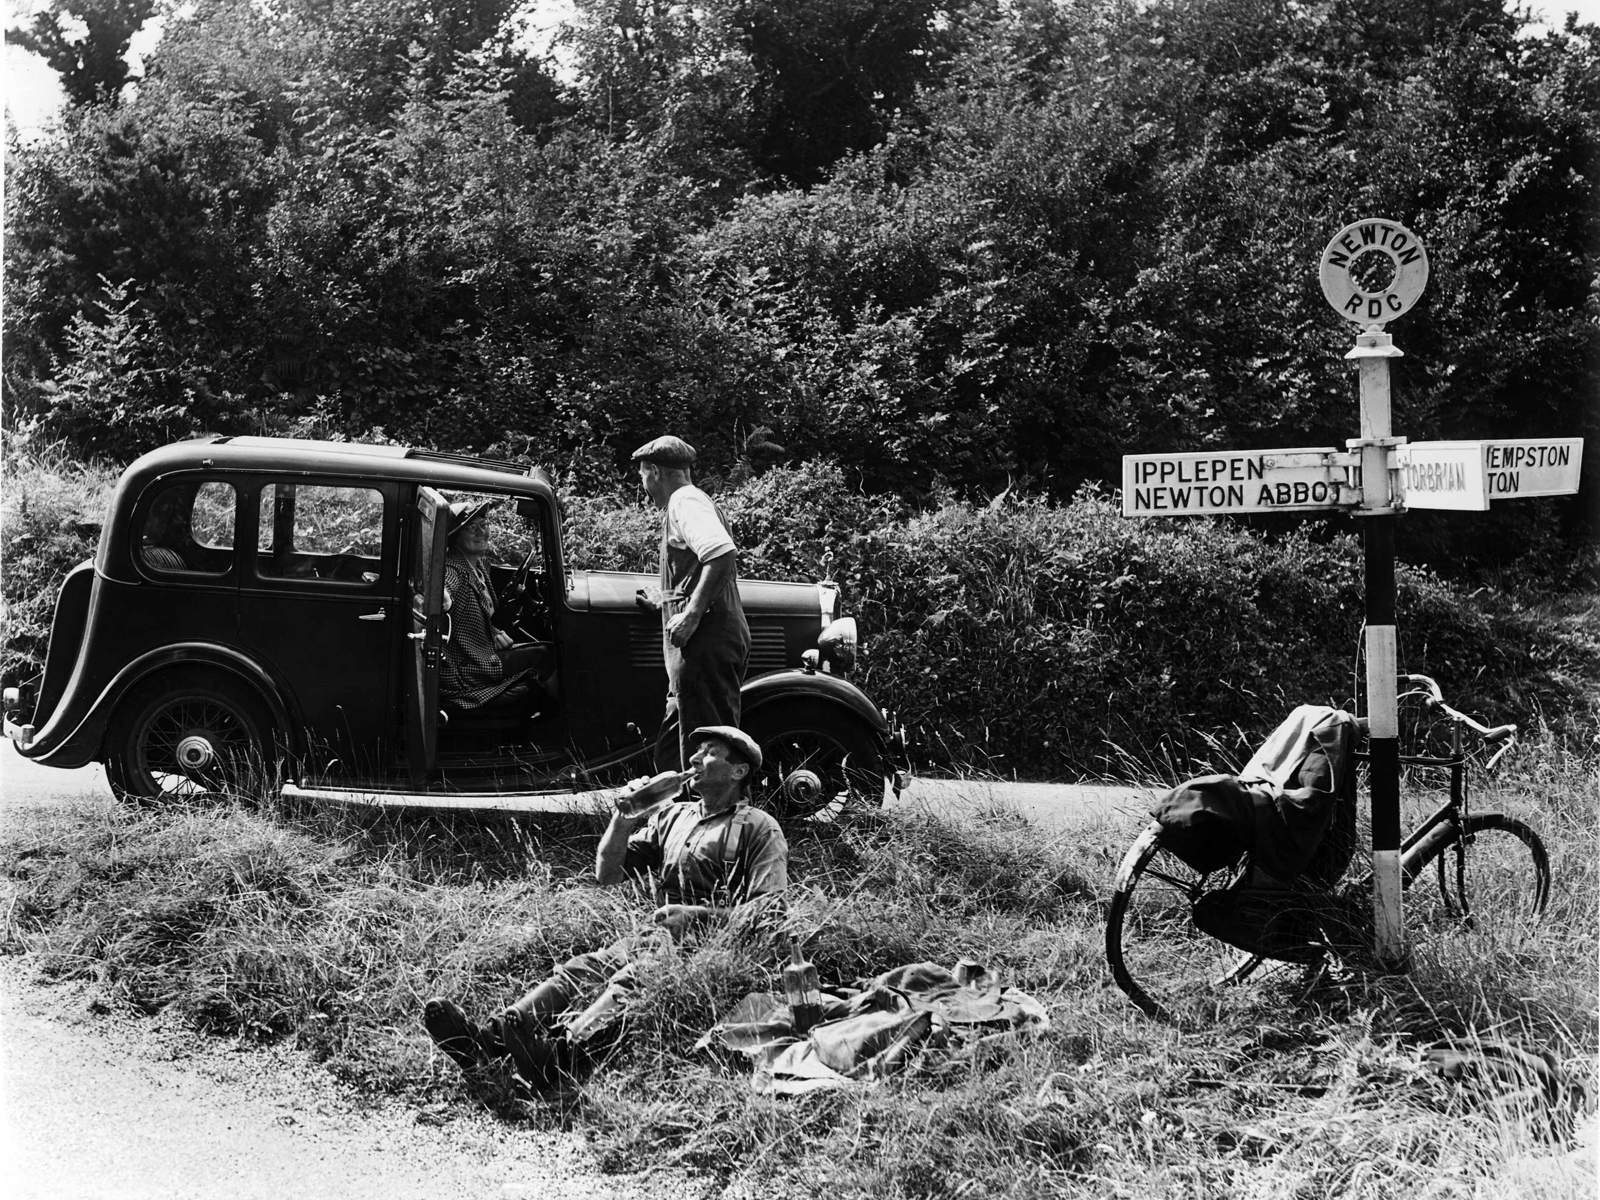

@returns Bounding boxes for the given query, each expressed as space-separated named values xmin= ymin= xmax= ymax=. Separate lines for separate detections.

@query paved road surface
xmin=0 ymin=753 xmax=1158 ymax=832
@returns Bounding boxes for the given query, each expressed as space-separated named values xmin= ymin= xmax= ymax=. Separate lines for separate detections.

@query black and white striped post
xmin=1319 ymin=219 xmax=1430 ymax=970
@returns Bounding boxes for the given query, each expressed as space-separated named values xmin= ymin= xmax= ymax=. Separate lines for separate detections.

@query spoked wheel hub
xmin=174 ymin=734 xmax=219 ymax=772
xmin=745 ymin=701 xmax=887 ymax=823
xmin=106 ymin=672 xmax=275 ymax=804
xmin=779 ymin=767 xmax=826 ymax=810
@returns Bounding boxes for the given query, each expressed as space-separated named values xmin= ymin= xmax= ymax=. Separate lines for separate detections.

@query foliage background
xmin=3 ymin=0 xmax=1598 ymax=772
xmin=5 ymin=0 xmax=1597 ymax=576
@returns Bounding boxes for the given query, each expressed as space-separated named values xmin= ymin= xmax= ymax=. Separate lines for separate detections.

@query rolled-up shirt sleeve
xmin=668 ymin=488 xmax=735 ymax=564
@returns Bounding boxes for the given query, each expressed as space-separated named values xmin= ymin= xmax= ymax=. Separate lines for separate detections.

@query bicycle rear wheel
xmin=1409 ymin=814 xmax=1550 ymax=942
xmin=1106 ymin=823 xmax=1289 ymax=1023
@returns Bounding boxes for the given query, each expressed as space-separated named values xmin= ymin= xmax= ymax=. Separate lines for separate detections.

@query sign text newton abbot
xmin=1122 ymin=448 xmax=1352 ymax=517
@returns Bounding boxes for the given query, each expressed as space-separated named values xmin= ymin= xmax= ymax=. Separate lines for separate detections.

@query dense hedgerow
xmin=561 ymin=462 xmax=1599 ymax=776
xmin=4 ymin=450 xmax=1596 ymax=776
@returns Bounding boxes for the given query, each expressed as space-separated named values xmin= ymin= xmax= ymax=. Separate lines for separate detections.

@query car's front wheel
xmin=104 ymin=671 xmax=278 ymax=804
xmin=743 ymin=699 xmax=886 ymax=822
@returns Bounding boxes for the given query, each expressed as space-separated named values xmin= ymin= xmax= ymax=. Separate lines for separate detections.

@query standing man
xmin=631 ymin=435 xmax=751 ymax=770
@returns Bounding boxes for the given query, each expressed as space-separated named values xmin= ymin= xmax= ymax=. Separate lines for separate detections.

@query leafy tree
xmin=730 ymin=0 xmax=951 ymax=183
xmin=4 ymin=0 xmax=1595 ymax=574
xmin=145 ymin=0 xmax=531 ymax=141
xmin=8 ymin=0 xmax=155 ymax=106
xmin=3 ymin=93 xmax=275 ymax=425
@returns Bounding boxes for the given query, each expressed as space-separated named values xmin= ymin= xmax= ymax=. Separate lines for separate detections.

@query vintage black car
xmin=3 ymin=437 xmax=905 ymax=818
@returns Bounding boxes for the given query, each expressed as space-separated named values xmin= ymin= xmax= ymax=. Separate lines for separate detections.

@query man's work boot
xmin=423 ymin=998 xmax=489 ymax=1072
xmin=500 ymin=1012 xmax=570 ymax=1092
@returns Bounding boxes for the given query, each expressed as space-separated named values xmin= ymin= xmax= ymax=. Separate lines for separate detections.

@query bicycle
xmin=1105 ymin=674 xmax=1551 ymax=1023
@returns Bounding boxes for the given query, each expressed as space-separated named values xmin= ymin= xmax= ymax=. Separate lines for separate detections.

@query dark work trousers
xmin=490 ymin=931 xmax=662 ymax=1056
xmin=659 ymin=606 xmax=750 ymax=770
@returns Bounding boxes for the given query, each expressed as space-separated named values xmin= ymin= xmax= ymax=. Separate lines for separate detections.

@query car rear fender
xmin=23 ymin=644 xmax=298 ymax=770
xmin=29 ymin=561 xmax=96 ymax=729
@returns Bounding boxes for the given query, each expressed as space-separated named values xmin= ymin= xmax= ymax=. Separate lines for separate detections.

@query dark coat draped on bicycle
xmin=1109 ymin=677 xmax=1550 ymax=1022
xmin=1154 ymin=705 xmax=1360 ymax=885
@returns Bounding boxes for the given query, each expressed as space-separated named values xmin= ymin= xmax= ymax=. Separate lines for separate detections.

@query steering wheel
xmin=497 ymin=545 xmax=551 ymax=640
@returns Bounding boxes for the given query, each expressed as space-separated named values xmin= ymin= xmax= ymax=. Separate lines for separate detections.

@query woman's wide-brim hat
xmin=447 ymin=498 xmax=496 ymax=536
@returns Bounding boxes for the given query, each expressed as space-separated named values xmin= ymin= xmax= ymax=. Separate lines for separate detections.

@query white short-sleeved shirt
xmin=666 ymin=485 xmax=735 ymax=563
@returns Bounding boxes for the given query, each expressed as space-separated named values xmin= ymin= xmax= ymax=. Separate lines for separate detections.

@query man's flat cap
xmin=687 ymin=724 xmax=762 ymax=770
xmin=630 ymin=435 xmax=697 ymax=468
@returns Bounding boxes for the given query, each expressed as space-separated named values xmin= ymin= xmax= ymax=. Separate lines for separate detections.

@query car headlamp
xmin=816 ymin=617 xmax=857 ymax=673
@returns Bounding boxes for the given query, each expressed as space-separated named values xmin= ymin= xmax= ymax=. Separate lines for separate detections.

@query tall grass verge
xmin=3 ymin=744 xmax=1592 ymax=1197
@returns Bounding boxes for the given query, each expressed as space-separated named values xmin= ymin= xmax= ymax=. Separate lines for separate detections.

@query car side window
xmin=257 ymin=483 xmax=386 ymax=584
xmin=139 ymin=482 xmax=235 ymax=575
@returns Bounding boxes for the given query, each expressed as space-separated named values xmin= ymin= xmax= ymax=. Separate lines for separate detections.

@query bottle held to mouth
xmin=616 ymin=768 xmax=694 ymax=819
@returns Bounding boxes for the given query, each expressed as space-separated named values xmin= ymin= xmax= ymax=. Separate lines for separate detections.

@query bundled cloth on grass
xmin=1153 ymin=705 xmax=1359 ymax=885
xmin=693 ymin=960 xmax=1049 ymax=1095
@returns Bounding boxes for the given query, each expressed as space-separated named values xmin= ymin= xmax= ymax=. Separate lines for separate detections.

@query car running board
xmin=281 ymin=782 xmax=633 ymax=815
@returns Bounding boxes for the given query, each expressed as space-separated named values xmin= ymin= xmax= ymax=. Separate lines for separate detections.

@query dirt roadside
xmin=0 ymin=761 xmax=709 ymax=1200
xmin=0 ymin=956 xmax=706 ymax=1200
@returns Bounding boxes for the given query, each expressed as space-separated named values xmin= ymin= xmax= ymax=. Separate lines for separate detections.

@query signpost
xmin=1122 ymin=218 xmax=1585 ymax=973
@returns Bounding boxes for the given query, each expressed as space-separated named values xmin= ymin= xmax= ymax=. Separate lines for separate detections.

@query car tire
xmin=743 ymin=699 xmax=886 ymax=822
xmin=105 ymin=670 xmax=278 ymax=805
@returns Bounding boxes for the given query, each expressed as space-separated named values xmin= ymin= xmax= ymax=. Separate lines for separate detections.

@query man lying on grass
xmin=424 ymin=725 xmax=788 ymax=1090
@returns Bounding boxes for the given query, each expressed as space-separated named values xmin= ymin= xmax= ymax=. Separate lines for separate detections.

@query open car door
xmin=404 ymin=486 xmax=449 ymax=783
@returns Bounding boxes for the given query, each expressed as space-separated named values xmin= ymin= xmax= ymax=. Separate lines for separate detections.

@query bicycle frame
xmin=1351 ymin=712 xmax=1474 ymax=890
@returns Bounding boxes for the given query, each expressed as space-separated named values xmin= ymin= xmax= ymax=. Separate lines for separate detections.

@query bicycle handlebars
xmin=1397 ymin=674 xmax=1518 ymax=738
xmin=1394 ymin=673 xmax=1519 ymax=770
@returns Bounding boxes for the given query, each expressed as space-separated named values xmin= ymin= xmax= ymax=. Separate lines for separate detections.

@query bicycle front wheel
xmin=1106 ymin=823 xmax=1284 ymax=1023
xmin=1410 ymin=814 xmax=1550 ymax=943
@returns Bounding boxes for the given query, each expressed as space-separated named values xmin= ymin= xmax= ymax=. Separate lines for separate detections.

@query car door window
xmin=257 ymin=483 xmax=385 ymax=584
xmin=139 ymin=481 xmax=235 ymax=575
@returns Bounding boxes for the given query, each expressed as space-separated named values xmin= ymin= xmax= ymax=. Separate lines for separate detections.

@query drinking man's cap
xmin=688 ymin=725 xmax=762 ymax=771
xmin=630 ymin=435 xmax=697 ymax=468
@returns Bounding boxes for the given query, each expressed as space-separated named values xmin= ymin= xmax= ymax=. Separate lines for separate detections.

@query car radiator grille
xmin=627 ymin=623 xmax=793 ymax=671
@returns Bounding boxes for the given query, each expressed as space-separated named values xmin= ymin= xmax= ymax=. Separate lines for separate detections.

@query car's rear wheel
xmin=743 ymin=700 xmax=886 ymax=822
xmin=105 ymin=671 xmax=278 ymax=804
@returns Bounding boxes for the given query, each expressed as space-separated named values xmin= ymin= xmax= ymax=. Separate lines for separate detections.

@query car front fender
xmin=18 ymin=643 xmax=298 ymax=770
xmin=740 ymin=669 xmax=891 ymax=734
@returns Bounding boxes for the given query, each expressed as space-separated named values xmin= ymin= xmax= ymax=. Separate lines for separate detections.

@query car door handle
xmin=358 ymin=609 xmax=387 ymax=621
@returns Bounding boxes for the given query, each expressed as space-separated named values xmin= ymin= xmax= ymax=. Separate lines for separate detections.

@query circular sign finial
xmin=1319 ymin=219 xmax=1429 ymax=327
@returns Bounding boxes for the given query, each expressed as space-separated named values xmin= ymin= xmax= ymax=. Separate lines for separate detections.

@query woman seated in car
xmin=440 ymin=500 xmax=545 ymax=712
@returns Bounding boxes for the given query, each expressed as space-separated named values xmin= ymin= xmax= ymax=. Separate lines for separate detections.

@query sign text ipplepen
xmin=1122 ymin=449 xmax=1349 ymax=517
